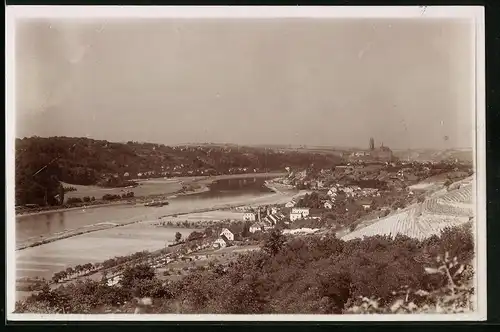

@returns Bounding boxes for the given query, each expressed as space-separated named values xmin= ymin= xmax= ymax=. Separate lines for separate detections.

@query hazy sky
xmin=15 ymin=18 xmax=475 ymax=149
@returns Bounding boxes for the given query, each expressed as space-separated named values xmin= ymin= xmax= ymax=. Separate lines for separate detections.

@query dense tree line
xmin=15 ymin=136 xmax=342 ymax=206
xmin=15 ymin=224 xmax=473 ymax=314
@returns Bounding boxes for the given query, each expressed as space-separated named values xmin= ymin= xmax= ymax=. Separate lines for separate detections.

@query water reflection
xmin=45 ymin=214 xmax=51 ymax=231
xmin=57 ymin=211 xmax=65 ymax=225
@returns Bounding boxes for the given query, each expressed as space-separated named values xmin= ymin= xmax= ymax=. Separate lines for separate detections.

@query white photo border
xmin=5 ymin=5 xmax=486 ymax=322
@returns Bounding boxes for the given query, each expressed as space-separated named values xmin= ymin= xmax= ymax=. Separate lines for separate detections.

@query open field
xmin=159 ymin=210 xmax=246 ymax=223
xmin=409 ymin=182 xmax=438 ymax=191
xmin=155 ymin=244 xmax=261 ymax=282
xmin=62 ymin=180 xmax=183 ymax=200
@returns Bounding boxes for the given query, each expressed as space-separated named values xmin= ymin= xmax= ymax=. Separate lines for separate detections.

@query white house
xmin=327 ymin=187 xmax=338 ymax=196
xmin=324 ymin=201 xmax=333 ymax=209
xmin=249 ymin=223 xmax=263 ymax=233
xmin=220 ymin=228 xmax=234 ymax=241
xmin=359 ymin=200 xmax=372 ymax=210
xmin=243 ymin=213 xmax=256 ymax=222
xmin=291 ymin=208 xmax=310 ymax=217
xmin=106 ymin=274 xmax=122 ymax=287
xmin=213 ymin=237 xmax=228 ymax=249
xmin=290 ymin=212 xmax=304 ymax=222
xmin=285 ymin=201 xmax=296 ymax=208
xmin=271 ymin=207 xmax=279 ymax=215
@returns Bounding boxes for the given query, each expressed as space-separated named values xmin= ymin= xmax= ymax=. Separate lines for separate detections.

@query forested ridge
xmin=15 ymin=136 xmax=342 ymax=206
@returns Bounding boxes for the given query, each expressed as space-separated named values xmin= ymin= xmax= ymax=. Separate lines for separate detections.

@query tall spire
xmin=369 ymin=137 xmax=375 ymax=150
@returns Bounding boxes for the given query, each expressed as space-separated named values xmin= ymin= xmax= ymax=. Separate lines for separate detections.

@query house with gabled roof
xmin=220 ymin=228 xmax=234 ymax=241
xmin=213 ymin=235 xmax=229 ymax=249
xmin=243 ymin=212 xmax=256 ymax=222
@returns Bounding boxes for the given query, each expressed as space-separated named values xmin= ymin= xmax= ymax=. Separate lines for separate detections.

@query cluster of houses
xmin=212 ymin=205 xmax=303 ymax=249
xmin=247 ymin=207 xmax=288 ymax=233
xmin=321 ymin=184 xmax=380 ymax=210
xmin=327 ymin=184 xmax=380 ymax=199
xmin=289 ymin=207 xmax=311 ymax=221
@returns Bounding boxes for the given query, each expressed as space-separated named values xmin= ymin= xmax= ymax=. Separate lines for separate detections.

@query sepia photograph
xmin=6 ymin=6 xmax=486 ymax=321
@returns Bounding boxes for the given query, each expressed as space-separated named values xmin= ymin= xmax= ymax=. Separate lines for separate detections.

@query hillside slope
xmin=342 ymin=177 xmax=474 ymax=241
xmin=15 ymin=136 xmax=343 ymax=206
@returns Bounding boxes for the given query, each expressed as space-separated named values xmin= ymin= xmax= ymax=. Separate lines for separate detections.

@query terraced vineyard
xmin=342 ymin=180 xmax=474 ymax=241
xmin=423 ymin=198 xmax=473 ymax=218
xmin=342 ymin=209 xmax=425 ymax=241
xmin=438 ymin=185 xmax=472 ymax=204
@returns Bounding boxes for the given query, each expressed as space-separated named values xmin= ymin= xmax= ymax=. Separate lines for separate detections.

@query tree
xmin=187 ymin=231 xmax=204 ymax=242
xmin=175 ymin=232 xmax=182 ymax=242
xmin=317 ymin=270 xmax=352 ymax=313
xmin=120 ymin=264 xmax=156 ymax=290
xmin=15 ymin=155 xmax=62 ymax=206
xmin=52 ymin=272 xmax=61 ymax=283
xmin=262 ymin=229 xmax=286 ymax=256
xmin=59 ymin=271 xmax=68 ymax=281
xmin=58 ymin=183 xmax=65 ymax=205
xmin=82 ymin=263 xmax=93 ymax=274
xmin=65 ymin=267 xmax=74 ymax=277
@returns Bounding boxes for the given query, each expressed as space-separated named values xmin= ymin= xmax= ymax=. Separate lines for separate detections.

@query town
xmin=15 ymin=138 xmax=475 ymax=315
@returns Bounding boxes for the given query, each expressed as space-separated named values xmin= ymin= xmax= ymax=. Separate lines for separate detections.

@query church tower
xmin=369 ymin=137 xmax=375 ymax=151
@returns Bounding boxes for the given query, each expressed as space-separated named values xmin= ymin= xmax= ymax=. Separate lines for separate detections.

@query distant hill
xmin=392 ymin=149 xmax=473 ymax=163
xmin=15 ymin=136 xmax=343 ymax=206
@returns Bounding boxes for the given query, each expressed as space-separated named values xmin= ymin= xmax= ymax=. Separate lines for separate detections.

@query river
xmin=14 ymin=174 xmax=302 ymax=294
xmin=16 ymin=175 xmax=279 ymax=245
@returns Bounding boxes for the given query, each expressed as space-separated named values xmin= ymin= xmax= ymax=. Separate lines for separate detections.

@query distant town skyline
xmin=16 ymin=18 xmax=475 ymax=150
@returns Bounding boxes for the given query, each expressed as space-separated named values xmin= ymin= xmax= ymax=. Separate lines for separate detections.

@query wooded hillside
xmin=15 ymin=136 xmax=343 ymax=206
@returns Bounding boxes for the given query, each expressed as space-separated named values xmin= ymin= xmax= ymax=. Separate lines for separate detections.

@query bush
xmin=66 ymin=197 xmax=83 ymax=204
xmin=121 ymin=191 xmax=135 ymax=199
xmin=102 ymin=194 xmax=121 ymax=201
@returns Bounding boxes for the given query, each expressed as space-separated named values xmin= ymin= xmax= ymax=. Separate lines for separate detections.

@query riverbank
xmin=16 ymin=189 xmax=306 ymax=252
xmin=16 ymin=172 xmax=286 ymax=218
xmin=16 ymin=173 xmax=293 ymax=251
